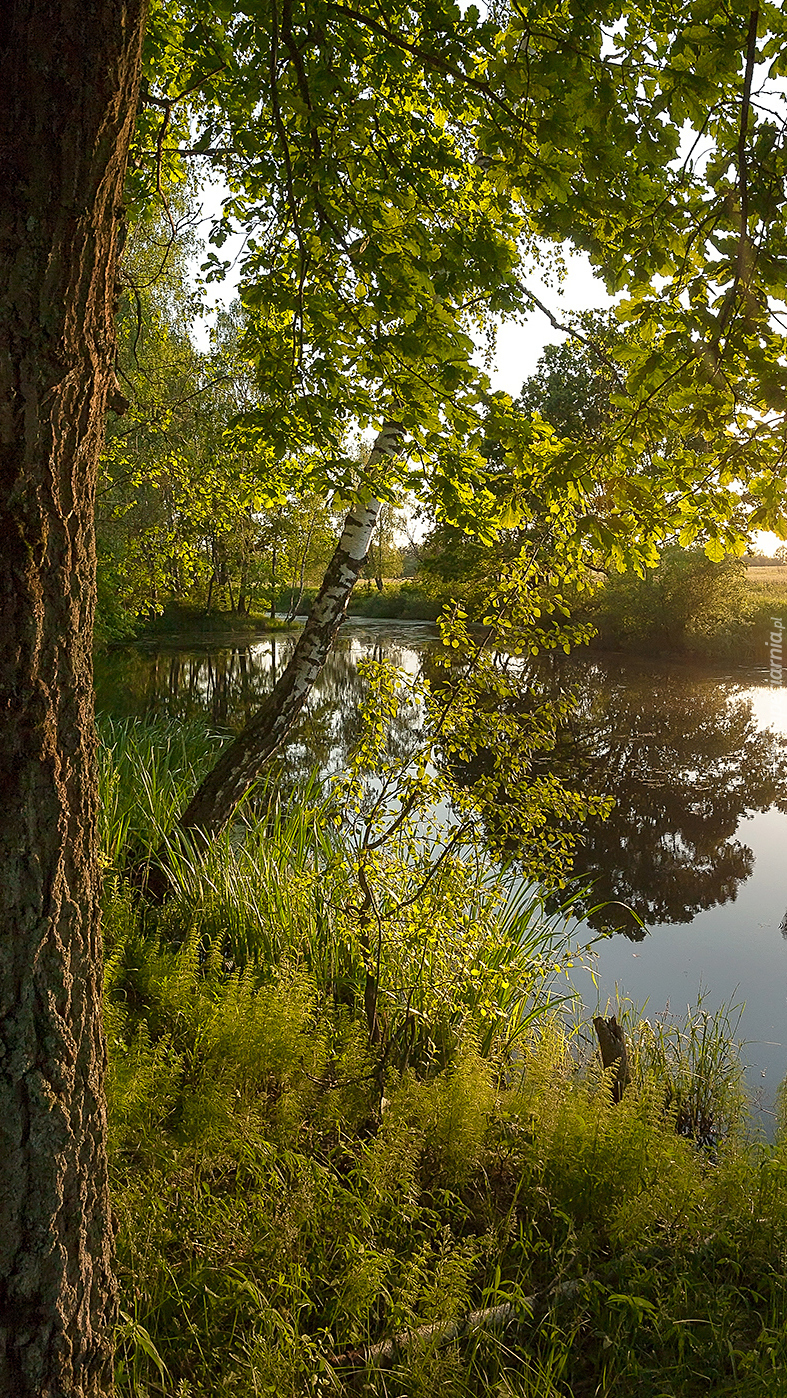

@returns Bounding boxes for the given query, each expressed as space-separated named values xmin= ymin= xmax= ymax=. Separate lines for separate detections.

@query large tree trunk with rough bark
xmin=0 ymin=3 xmax=146 ymax=1394
xmin=173 ymin=421 xmax=405 ymax=842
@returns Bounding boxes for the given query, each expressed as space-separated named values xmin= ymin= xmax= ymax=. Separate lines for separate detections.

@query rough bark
xmin=0 ymin=3 xmax=146 ymax=1393
xmin=174 ymin=420 xmax=405 ymax=841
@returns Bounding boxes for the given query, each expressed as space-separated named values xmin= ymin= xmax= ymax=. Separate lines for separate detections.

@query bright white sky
xmin=487 ymin=251 xmax=613 ymax=395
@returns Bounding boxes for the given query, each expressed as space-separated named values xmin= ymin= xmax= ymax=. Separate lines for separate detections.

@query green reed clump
xmin=629 ymin=995 xmax=749 ymax=1146
xmin=100 ymin=718 xmax=787 ymax=1398
xmin=98 ymin=717 xmax=225 ymax=865
xmin=98 ymin=717 xmax=577 ymax=1068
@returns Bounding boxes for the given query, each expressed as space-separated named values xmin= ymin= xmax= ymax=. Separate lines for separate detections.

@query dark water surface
xmin=96 ymin=620 xmax=787 ymax=1122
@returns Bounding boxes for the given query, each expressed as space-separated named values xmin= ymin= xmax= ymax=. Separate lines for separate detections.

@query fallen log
xmin=331 ymin=1278 xmax=585 ymax=1372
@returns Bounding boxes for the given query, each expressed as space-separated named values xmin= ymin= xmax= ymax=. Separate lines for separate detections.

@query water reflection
xmin=546 ymin=659 xmax=787 ymax=937
xmin=95 ymin=638 xmax=297 ymax=729
xmin=95 ymin=631 xmax=787 ymax=938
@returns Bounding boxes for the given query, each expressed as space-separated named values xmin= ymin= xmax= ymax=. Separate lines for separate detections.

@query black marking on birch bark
xmin=166 ymin=421 xmax=406 ymax=847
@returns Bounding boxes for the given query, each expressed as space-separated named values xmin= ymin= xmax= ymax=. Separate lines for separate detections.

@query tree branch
xmin=325 ymin=2 xmax=516 ymax=118
xmin=710 ymin=7 xmax=760 ymax=346
xmin=519 ymin=288 xmax=624 ymax=387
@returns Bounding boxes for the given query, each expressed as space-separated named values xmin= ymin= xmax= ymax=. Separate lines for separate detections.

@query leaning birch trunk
xmin=331 ymin=1276 xmax=588 ymax=1371
xmin=172 ymin=420 xmax=405 ymax=843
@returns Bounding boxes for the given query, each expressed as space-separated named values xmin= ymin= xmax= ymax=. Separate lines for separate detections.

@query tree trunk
xmin=217 ymin=552 xmax=229 ymax=610
xmin=0 ymin=3 xmax=146 ymax=1394
xmin=175 ymin=421 xmax=404 ymax=841
xmin=593 ymin=1015 xmax=631 ymax=1103
xmin=237 ymin=558 xmax=249 ymax=615
xmin=270 ymin=543 xmax=278 ymax=621
xmin=206 ymin=563 xmax=217 ymax=613
xmin=286 ymin=506 xmax=317 ymax=621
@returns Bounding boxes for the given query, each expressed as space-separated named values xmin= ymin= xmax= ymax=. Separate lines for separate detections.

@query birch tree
xmin=170 ymin=424 xmax=401 ymax=832
xmin=138 ymin=0 xmax=787 ymax=843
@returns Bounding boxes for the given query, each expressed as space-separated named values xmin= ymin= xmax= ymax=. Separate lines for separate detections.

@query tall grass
xmin=98 ymin=717 xmax=580 ymax=1067
xmin=99 ymin=718 xmax=787 ymax=1398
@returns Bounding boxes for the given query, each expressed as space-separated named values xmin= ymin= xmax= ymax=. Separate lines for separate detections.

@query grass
xmin=746 ymin=565 xmax=787 ymax=585
xmin=125 ymin=601 xmax=297 ymax=645
xmin=746 ymin=569 xmax=787 ymax=628
xmin=100 ymin=718 xmax=787 ymax=1397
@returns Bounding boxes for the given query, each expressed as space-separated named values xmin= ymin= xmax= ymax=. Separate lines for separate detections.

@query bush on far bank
xmin=585 ymin=547 xmax=787 ymax=662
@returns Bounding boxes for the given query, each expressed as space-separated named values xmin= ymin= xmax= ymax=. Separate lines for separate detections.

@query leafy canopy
xmin=129 ymin=1 xmax=787 ymax=567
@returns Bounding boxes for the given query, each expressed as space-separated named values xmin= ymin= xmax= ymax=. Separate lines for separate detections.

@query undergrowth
xmin=100 ymin=719 xmax=787 ymax=1397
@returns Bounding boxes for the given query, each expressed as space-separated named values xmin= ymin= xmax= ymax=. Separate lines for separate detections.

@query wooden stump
xmin=593 ymin=1015 xmax=631 ymax=1103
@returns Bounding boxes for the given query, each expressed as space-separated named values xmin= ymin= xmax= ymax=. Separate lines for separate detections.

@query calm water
xmin=96 ymin=620 xmax=787 ymax=1123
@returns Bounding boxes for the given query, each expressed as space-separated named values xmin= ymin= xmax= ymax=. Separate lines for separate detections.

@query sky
xmin=486 ymin=251 xmax=613 ymax=396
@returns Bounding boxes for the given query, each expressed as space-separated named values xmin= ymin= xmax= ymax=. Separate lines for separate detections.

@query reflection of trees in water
xmin=95 ymin=630 xmax=427 ymax=788
xmin=306 ymin=636 xmax=424 ymax=772
xmin=96 ymin=639 xmax=787 ymax=940
xmin=541 ymin=659 xmax=787 ymax=938
xmin=434 ymin=648 xmax=787 ymax=937
xmin=95 ymin=640 xmax=298 ymax=730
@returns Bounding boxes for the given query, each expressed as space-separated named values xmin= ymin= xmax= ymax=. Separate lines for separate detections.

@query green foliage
xmin=101 ymin=8 xmax=787 ymax=1386
xmin=99 ymin=714 xmax=580 ymax=1065
xmin=348 ymin=580 xmax=441 ymax=620
xmin=106 ymin=907 xmax=787 ymax=1396
xmin=112 ymin=2 xmax=787 ymax=679
xmin=98 ymin=195 xmax=347 ymax=635
xmin=98 ymin=718 xmax=223 ymax=864
xmin=102 ymin=717 xmax=787 ymax=1397
xmin=588 ymin=545 xmax=753 ymax=655
xmin=128 ymin=0 xmax=787 ymax=564
xmin=516 ymin=312 xmax=619 ymax=443
xmin=631 ymin=996 xmax=748 ymax=1147
xmin=99 ymin=193 xmax=218 ymax=631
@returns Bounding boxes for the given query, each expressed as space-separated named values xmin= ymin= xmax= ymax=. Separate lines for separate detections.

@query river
xmin=96 ymin=618 xmax=787 ymax=1126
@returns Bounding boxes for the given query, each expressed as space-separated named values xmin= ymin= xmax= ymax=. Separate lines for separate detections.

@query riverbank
xmin=584 ymin=565 xmax=787 ymax=663
xmin=111 ymin=562 xmax=787 ymax=661
xmin=346 ymin=567 xmax=787 ymax=663
xmin=110 ymin=586 xmax=440 ymax=649
xmin=113 ymin=600 xmax=298 ymax=647
xmin=103 ymin=717 xmax=787 ymax=1398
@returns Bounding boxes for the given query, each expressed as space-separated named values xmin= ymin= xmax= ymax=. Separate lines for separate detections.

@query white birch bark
xmin=172 ymin=420 xmax=405 ymax=842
